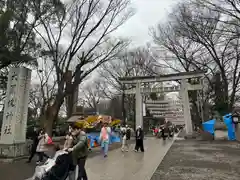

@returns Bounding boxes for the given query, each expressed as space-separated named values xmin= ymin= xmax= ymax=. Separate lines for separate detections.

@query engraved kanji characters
xmin=4 ymin=125 xmax=12 ymax=134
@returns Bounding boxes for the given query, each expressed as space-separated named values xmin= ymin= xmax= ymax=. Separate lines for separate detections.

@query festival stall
xmin=75 ymin=115 xmax=121 ymax=148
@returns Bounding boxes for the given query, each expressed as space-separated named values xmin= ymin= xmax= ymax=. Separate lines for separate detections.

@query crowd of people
xmin=27 ymin=122 xmax=148 ymax=180
xmin=27 ymin=123 xmax=89 ymax=180
xmin=151 ymin=121 xmax=178 ymax=139
xmin=120 ymin=125 xmax=144 ymax=152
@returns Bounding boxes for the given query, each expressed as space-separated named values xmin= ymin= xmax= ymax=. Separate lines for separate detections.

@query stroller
xmin=27 ymin=150 xmax=75 ymax=180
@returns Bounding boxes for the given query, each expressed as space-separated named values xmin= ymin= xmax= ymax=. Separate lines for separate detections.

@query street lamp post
xmin=232 ymin=112 xmax=240 ymax=124
xmin=232 ymin=111 xmax=240 ymax=141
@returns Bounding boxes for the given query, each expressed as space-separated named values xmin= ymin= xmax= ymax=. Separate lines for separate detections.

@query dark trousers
xmin=77 ymin=157 xmax=88 ymax=180
xmin=135 ymin=139 xmax=144 ymax=152
xmin=38 ymin=152 xmax=49 ymax=162
xmin=28 ymin=145 xmax=37 ymax=162
xmin=161 ymin=129 xmax=166 ymax=139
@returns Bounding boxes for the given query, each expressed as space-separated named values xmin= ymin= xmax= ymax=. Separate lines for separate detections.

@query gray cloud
xmin=115 ymin=0 xmax=181 ymax=46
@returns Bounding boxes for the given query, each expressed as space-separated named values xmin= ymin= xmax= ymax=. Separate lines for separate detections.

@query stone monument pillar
xmin=0 ymin=67 xmax=31 ymax=158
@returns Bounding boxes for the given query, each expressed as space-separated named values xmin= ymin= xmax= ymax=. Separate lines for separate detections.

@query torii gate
xmin=119 ymin=71 xmax=206 ymax=134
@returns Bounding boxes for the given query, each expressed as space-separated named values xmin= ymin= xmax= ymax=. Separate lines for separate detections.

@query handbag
xmin=47 ymin=136 xmax=53 ymax=145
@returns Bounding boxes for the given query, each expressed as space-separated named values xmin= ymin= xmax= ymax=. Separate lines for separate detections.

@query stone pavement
xmin=0 ymin=142 xmax=122 ymax=180
xmin=0 ymin=137 xmax=174 ymax=180
xmin=151 ymin=139 xmax=240 ymax=180
xmin=86 ymin=137 xmax=174 ymax=180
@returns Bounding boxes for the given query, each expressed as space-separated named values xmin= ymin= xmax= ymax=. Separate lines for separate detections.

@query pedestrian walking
xmin=134 ymin=126 xmax=144 ymax=152
xmin=26 ymin=127 xmax=39 ymax=163
xmin=63 ymin=125 xmax=74 ymax=150
xmin=100 ymin=122 xmax=111 ymax=157
xmin=36 ymin=129 xmax=51 ymax=164
xmin=121 ymin=125 xmax=131 ymax=152
xmin=121 ymin=125 xmax=127 ymax=151
xmin=67 ymin=124 xmax=88 ymax=180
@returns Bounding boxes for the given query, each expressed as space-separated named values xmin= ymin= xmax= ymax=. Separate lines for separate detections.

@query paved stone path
xmin=0 ymin=143 xmax=121 ymax=180
xmin=151 ymin=139 xmax=240 ymax=180
xmin=0 ymin=137 xmax=174 ymax=180
xmin=86 ymin=137 xmax=173 ymax=180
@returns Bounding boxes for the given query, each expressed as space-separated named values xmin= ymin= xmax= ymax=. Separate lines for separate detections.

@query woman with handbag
xmin=36 ymin=129 xmax=51 ymax=164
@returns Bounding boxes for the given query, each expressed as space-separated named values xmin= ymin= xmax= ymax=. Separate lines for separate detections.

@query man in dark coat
xmin=68 ymin=124 xmax=89 ymax=180
xmin=134 ymin=126 xmax=144 ymax=152
xmin=27 ymin=127 xmax=39 ymax=163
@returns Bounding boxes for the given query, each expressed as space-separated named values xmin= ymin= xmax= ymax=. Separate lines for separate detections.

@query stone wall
xmin=0 ymin=136 xmax=65 ymax=161
xmin=0 ymin=142 xmax=30 ymax=158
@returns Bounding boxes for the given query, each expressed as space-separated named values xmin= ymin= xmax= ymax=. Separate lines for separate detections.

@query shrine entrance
xmin=145 ymin=100 xmax=184 ymax=125
xmin=119 ymin=71 xmax=206 ymax=134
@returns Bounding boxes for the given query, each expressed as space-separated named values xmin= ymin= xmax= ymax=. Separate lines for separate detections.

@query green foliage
xmin=0 ymin=0 xmax=64 ymax=87
xmin=0 ymin=1 xmax=38 ymax=69
xmin=0 ymin=0 xmax=37 ymax=88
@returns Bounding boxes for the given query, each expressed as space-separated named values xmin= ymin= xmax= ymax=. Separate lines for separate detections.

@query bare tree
xmin=29 ymin=84 xmax=42 ymax=118
xmin=32 ymin=0 xmax=133 ymax=134
xmin=195 ymin=0 xmax=240 ymax=108
xmin=151 ymin=1 xmax=240 ymax=116
xmin=99 ymin=45 xmax=163 ymax=122
xmin=81 ymin=78 xmax=105 ymax=109
xmin=29 ymin=58 xmax=57 ymax=123
xmin=100 ymin=45 xmax=162 ymax=95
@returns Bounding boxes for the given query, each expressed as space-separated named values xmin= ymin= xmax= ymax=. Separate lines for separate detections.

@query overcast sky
xmin=32 ymin=0 xmax=181 ymax=85
xmin=115 ymin=0 xmax=181 ymax=46
xmin=78 ymin=0 xmax=182 ymax=88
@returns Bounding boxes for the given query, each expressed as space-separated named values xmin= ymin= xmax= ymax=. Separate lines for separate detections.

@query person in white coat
xmin=36 ymin=129 xmax=50 ymax=164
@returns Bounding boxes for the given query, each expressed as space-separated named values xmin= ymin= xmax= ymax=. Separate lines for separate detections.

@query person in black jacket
xmin=134 ymin=126 xmax=144 ymax=152
xmin=26 ymin=127 xmax=40 ymax=163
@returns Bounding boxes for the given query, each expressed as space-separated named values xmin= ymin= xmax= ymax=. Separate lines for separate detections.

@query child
xmin=63 ymin=126 xmax=73 ymax=150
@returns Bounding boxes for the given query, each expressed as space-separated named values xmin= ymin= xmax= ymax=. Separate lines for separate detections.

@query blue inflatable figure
xmin=223 ymin=114 xmax=236 ymax=140
xmin=202 ymin=119 xmax=216 ymax=136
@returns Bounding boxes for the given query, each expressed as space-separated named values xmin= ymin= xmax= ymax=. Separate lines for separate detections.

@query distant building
xmin=98 ymin=99 xmax=111 ymax=114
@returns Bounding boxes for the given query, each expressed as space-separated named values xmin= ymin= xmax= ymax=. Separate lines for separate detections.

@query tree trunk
xmin=44 ymin=114 xmax=55 ymax=136
xmin=66 ymin=94 xmax=74 ymax=118
xmin=43 ymin=103 xmax=60 ymax=136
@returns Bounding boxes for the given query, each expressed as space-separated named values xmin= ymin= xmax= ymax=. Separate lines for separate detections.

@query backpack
xmin=122 ymin=129 xmax=126 ymax=137
xmin=126 ymin=128 xmax=131 ymax=140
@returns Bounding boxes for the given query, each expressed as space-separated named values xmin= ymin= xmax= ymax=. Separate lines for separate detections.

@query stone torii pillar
xmin=180 ymin=79 xmax=193 ymax=134
xmin=135 ymin=82 xmax=143 ymax=129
